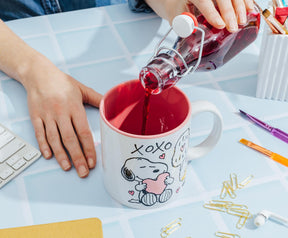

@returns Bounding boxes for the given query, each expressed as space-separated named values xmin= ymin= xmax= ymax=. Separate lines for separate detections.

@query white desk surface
xmin=1 ymin=1 xmax=288 ymax=237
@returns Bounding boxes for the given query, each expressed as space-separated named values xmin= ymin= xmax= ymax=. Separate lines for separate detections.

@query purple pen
xmin=239 ymin=110 xmax=288 ymax=144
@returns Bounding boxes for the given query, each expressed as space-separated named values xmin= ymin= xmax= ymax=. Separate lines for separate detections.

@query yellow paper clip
xmin=215 ymin=231 xmax=240 ymax=238
xmin=238 ymin=175 xmax=254 ymax=189
xmin=236 ymin=215 xmax=250 ymax=229
xmin=223 ymin=181 xmax=237 ymax=199
xmin=229 ymin=203 xmax=248 ymax=210
xmin=204 ymin=200 xmax=252 ymax=229
xmin=230 ymin=173 xmax=238 ymax=191
xmin=204 ymin=203 xmax=227 ymax=212
xmin=220 ymin=173 xmax=254 ymax=199
xmin=227 ymin=203 xmax=252 ymax=229
xmin=211 ymin=200 xmax=234 ymax=206
xmin=160 ymin=218 xmax=182 ymax=238
xmin=203 ymin=200 xmax=233 ymax=212
xmin=227 ymin=207 xmax=250 ymax=218
xmin=220 ymin=184 xmax=228 ymax=199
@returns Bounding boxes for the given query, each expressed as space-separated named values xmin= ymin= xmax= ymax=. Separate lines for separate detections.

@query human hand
xmin=146 ymin=0 xmax=255 ymax=33
xmin=22 ymin=55 xmax=102 ymax=178
xmin=186 ymin=0 xmax=255 ymax=32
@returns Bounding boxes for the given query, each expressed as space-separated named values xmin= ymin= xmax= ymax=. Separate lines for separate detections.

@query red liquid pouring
xmin=139 ymin=11 xmax=261 ymax=95
xmin=141 ymin=88 xmax=151 ymax=135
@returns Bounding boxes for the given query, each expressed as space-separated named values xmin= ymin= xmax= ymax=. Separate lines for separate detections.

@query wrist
xmin=17 ymin=52 xmax=55 ymax=91
xmin=16 ymin=51 xmax=41 ymax=87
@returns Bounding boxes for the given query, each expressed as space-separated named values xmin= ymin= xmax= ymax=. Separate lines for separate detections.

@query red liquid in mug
xmin=103 ymin=81 xmax=189 ymax=136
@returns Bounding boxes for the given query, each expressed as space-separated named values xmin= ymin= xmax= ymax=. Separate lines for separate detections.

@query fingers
xmin=191 ymin=0 xmax=226 ymax=29
xmin=72 ymin=107 xmax=96 ymax=170
xmin=190 ymin=0 xmax=254 ymax=32
xmin=215 ymin=0 xmax=238 ymax=31
xmin=45 ymin=120 xmax=72 ymax=171
xmin=57 ymin=117 xmax=90 ymax=178
xmin=231 ymin=0 xmax=247 ymax=25
xmin=39 ymin=105 xmax=95 ymax=178
xmin=244 ymin=0 xmax=254 ymax=11
xmin=32 ymin=117 xmax=52 ymax=159
xmin=83 ymin=86 xmax=103 ymax=107
xmin=75 ymin=81 xmax=103 ymax=108
xmin=32 ymin=114 xmax=91 ymax=178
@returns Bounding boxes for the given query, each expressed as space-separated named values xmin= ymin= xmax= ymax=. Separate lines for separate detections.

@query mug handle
xmin=187 ymin=100 xmax=223 ymax=160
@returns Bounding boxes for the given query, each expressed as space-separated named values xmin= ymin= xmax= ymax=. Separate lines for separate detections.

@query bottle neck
xmin=139 ymin=55 xmax=181 ymax=95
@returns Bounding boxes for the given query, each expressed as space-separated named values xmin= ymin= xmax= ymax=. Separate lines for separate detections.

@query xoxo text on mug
xmin=100 ymin=80 xmax=222 ymax=209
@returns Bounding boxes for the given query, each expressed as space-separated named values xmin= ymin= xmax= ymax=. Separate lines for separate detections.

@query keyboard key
xmin=0 ymin=138 xmax=25 ymax=163
xmin=0 ymin=166 xmax=14 ymax=180
xmin=0 ymin=126 xmax=4 ymax=134
xmin=24 ymin=151 xmax=38 ymax=161
xmin=12 ymin=159 xmax=26 ymax=170
xmin=7 ymin=154 xmax=23 ymax=166
xmin=0 ymin=131 xmax=15 ymax=148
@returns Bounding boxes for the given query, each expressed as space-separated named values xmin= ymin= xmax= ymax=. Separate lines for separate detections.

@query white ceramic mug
xmin=100 ymin=80 xmax=222 ymax=209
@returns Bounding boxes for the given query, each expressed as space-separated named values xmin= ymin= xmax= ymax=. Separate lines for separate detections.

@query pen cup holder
xmin=256 ymin=26 xmax=288 ymax=101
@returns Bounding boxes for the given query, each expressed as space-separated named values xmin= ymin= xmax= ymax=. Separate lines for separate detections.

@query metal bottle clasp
xmin=148 ymin=24 xmax=205 ymax=78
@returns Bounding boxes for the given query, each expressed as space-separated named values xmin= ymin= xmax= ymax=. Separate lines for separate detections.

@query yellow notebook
xmin=0 ymin=218 xmax=103 ymax=238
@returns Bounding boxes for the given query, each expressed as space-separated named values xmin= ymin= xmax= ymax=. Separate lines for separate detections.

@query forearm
xmin=0 ymin=19 xmax=43 ymax=87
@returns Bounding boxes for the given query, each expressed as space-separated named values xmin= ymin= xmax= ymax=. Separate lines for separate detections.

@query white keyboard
xmin=0 ymin=123 xmax=41 ymax=188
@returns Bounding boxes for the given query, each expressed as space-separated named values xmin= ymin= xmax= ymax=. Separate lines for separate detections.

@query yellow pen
xmin=239 ymin=138 xmax=288 ymax=167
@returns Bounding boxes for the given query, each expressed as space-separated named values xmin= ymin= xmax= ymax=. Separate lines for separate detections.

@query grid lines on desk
xmin=2 ymin=1 xmax=288 ymax=238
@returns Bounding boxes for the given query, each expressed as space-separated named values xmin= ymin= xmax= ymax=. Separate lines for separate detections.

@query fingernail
xmin=43 ymin=150 xmax=50 ymax=159
xmin=229 ymin=22 xmax=238 ymax=32
xmin=216 ymin=18 xmax=226 ymax=28
xmin=61 ymin=160 xmax=71 ymax=170
xmin=88 ymin=158 xmax=94 ymax=168
xmin=239 ymin=14 xmax=247 ymax=25
xmin=78 ymin=165 xmax=88 ymax=177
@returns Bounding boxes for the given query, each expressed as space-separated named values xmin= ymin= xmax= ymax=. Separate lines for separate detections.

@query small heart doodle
xmin=128 ymin=190 xmax=134 ymax=196
xmin=159 ymin=153 xmax=165 ymax=159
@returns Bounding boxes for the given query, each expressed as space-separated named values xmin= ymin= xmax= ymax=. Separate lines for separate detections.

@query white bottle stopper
xmin=172 ymin=12 xmax=198 ymax=38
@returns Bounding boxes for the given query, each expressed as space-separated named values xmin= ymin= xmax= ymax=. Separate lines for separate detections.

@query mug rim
xmin=99 ymin=79 xmax=192 ymax=139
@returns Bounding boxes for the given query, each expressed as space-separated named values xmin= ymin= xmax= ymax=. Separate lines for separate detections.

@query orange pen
xmin=239 ymin=139 xmax=288 ymax=167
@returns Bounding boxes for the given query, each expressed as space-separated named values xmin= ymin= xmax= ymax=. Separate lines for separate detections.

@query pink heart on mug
xmin=128 ymin=190 xmax=134 ymax=196
xmin=143 ymin=172 xmax=169 ymax=194
xmin=159 ymin=153 xmax=165 ymax=159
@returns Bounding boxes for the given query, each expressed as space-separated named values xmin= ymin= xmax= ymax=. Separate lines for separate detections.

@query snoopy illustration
xmin=121 ymin=157 xmax=174 ymax=206
xmin=171 ymin=129 xmax=190 ymax=182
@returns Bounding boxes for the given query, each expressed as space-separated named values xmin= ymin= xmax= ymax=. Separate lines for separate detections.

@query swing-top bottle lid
xmin=172 ymin=12 xmax=198 ymax=38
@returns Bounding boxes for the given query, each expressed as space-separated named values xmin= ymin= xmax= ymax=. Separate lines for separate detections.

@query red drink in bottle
xmin=139 ymin=10 xmax=261 ymax=95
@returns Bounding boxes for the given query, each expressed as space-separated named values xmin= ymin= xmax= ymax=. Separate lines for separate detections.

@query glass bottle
xmin=139 ymin=9 xmax=261 ymax=94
